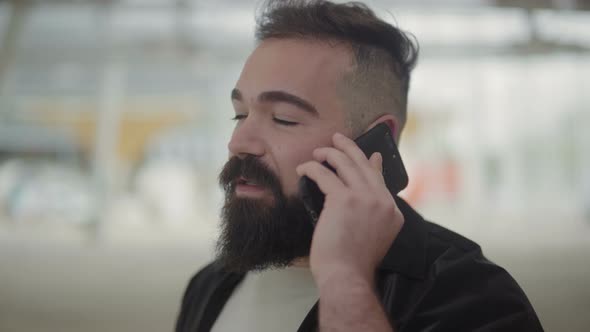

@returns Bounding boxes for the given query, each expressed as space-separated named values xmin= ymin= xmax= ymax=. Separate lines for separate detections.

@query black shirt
xmin=175 ymin=198 xmax=544 ymax=331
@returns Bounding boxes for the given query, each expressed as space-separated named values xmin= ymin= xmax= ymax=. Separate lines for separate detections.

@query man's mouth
xmin=237 ymin=176 xmax=260 ymax=186
xmin=235 ymin=177 xmax=268 ymax=196
xmin=231 ymin=175 xmax=276 ymax=201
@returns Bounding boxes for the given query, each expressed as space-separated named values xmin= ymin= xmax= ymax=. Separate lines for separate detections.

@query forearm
xmin=317 ymin=268 xmax=394 ymax=332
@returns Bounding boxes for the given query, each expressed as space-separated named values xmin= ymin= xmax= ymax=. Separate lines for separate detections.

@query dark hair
xmin=255 ymin=0 xmax=419 ymax=135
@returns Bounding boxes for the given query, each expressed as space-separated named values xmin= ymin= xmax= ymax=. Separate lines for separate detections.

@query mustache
xmin=218 ymin=155 xmax=283 ymax=195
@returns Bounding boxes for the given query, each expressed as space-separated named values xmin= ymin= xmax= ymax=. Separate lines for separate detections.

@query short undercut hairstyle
xmin=255 ymin=0 xmax=419 ymax=139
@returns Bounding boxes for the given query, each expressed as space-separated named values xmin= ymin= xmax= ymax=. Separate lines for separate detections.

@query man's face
xmin=216 ymin=38 xmax=354 ymax=272
xmin=230 ymin=38 xmax=353 ymax=196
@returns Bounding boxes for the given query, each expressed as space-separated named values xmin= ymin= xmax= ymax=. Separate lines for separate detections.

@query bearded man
xmin=175 ymin=1 xmax=543 ymax=331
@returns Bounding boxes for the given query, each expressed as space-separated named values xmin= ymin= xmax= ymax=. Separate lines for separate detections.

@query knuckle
xmin=367 ymin=197 xmax=381 ymax=210
xmin=359 ymin=194 xmax=380 ymax=211
xmin=341 ymin=192 xmax=357 ymax=206
xmin=381 ymin=199 xmax=398 ymax=215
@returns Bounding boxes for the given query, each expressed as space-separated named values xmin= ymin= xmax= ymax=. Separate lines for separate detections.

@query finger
xmin=333 ymin=133 xmax=383 ymax=185
xmin=370 ymin=152 xmax=383 ymax=173
xmin=313 ymin=147 xmax=367 ymax=188
xmin=296 ymin=161 xmax=346 ymax=195
xmin=332 ymin=132 xmax=374 ymax=173
xmin=368 ymin=152 xmax=386 ymax=186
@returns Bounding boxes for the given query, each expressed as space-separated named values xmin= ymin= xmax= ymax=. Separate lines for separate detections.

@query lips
xmin=237 ymin=176 xmax=260 ymax=186
xmin=234 ymin=176 xmax=268 ymax=197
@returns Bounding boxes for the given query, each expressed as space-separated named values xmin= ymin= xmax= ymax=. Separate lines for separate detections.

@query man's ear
xmin=365 ymin=114 xmax=399 ymax=142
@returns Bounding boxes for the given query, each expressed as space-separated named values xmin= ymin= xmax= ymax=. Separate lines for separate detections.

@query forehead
xmin=235 ymin=38 xmax=353 ymax=114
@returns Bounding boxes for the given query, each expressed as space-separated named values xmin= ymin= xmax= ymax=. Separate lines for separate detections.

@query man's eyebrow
xmin=258 ymin=90 xmax=319 ymax=117
xmin=231 ymin=88 xmax=319 ymax=117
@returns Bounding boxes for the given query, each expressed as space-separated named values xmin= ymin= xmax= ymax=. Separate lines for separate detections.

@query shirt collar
xmin=377 ymin=197 xmax=428 ymax=280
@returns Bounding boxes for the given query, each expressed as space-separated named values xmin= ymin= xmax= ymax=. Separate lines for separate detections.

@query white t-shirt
xmin=211 ymin=266 xmax=318 ymax=332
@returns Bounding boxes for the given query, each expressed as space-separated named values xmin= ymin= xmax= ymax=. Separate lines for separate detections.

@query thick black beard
xmin=217 ymin=156 xmax=315 ymax=273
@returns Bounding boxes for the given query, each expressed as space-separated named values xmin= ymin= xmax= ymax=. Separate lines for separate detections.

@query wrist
xmin=313 ymin=263 xmax=376 ymax=291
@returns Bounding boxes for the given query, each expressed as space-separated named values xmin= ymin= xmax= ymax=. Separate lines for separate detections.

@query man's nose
xmin=227 ymin=118 xmax=265 ymax=158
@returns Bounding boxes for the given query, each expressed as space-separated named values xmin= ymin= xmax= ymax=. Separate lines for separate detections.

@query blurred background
xmin=0 ymin=0 xmax=588 ymax=331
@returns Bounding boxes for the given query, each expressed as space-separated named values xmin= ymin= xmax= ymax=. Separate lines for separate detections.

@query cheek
xmin=279 ymin=145 xmax=314 ymax=193
xmin=272 ymin=123 xmax=345 ymax=195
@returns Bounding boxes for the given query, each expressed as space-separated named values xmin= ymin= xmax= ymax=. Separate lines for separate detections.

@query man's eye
xmin=273 ymin=118 xmax=298 ymax=126
xmin=231 ymin=114 xmax=247 ymax=121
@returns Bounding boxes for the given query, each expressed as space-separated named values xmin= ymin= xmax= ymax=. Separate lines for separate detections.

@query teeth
xmin=237 ymin=178 xmax=256 ymax=185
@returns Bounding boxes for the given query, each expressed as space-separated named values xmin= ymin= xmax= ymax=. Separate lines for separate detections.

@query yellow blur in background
xmin=0 ymin=1 xmax=589 ymax=331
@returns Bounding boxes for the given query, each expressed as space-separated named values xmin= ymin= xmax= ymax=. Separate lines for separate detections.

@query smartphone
xmin=298 ymin=122 xmax=408 ymax=225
